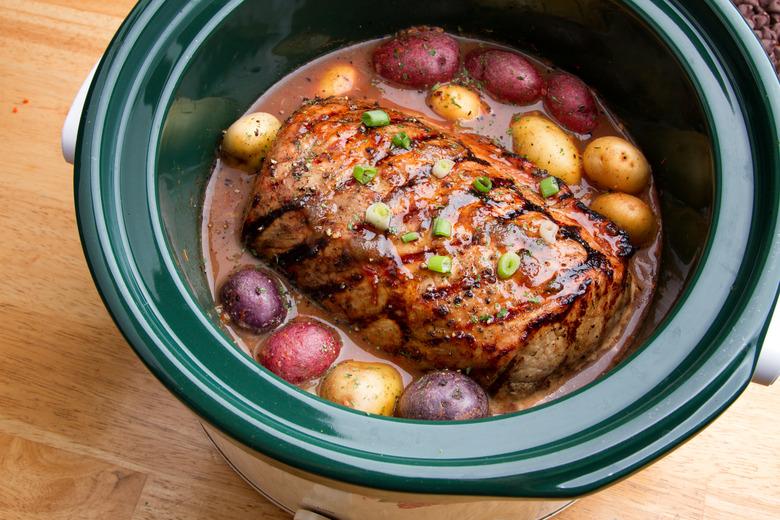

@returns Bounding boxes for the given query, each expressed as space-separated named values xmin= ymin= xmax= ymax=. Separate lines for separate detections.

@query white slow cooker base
xmin=202 ymin=424 xmax=573 ymax=520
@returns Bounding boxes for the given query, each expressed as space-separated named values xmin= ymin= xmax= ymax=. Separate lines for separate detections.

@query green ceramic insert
xmin=74 ymin=0 xmax=780 ymax=498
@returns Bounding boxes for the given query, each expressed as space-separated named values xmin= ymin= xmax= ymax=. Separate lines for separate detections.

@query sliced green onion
xmin=365 ymin=202 xmax=392 ymax=231
xmin=497 ymin=251 xmax=522 ymax=279
xmin=472 ymin=176 xmax=492 ymax=193
xmin=391 ymin=131 xmax=412 ymax=150
xmin=352 ymin=165 xmax=377 ymax=184
xmin=401 ymin=231 xmax=420 ymax=243
xmin=432 ymin=217 xmax=452 ymax=238
xmin=539 ymin=176 xmax=560 ymax=198
xmin=427 ymin=255 xmax=452 ymax=274
xmin=431 ymin=158 xmax=455 ymax=179
xmin=361 ymin=109 xmax=390 ymax=127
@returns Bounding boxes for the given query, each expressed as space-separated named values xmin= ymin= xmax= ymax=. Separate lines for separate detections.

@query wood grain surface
xmin=0 ymin=1 xmax=777 ymax=518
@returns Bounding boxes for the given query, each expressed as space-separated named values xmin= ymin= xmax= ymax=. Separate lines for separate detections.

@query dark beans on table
xmin=734 ymin=0 xmax=780 ymax=75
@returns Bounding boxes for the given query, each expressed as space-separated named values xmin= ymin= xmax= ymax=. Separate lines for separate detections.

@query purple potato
xmin=219 ymin=266 xmax=287 ymax=333
xmin=466 ymin=49 xmax=543 ymax=104
xmin=397 ymin=370 xmax=489 ymax=421
xmin=372 ymin=26 xmax=459 ymax=88
xmin=258 ymin=319 xmax=341 ymax=384
xmin=543 ymin=72 xmax=598 ymax=134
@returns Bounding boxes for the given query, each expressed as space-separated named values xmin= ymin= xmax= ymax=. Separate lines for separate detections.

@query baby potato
xmin=318 ymin=360 xmax=403 ymax=416
xmin=590 ymin=192 xmax=657 ymax=246
xmin=583 ymin=136 xmax=651 ymax=194
xmin=372 ymin=26 xmax=460 ymax=88
xmin=510 ymin=114 xmax=582 ymax=185
xmin=317 ymin=64 xmax=357 ymax=97
xmin=221 ymin=112 xmax=281 ymax=171
xmin=428 ymin=84 xmax=483 ymax=122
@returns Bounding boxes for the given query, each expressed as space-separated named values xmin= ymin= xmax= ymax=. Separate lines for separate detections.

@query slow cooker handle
xmin=753 ymin=298 xmax=780 ymax=385
xmin=61 ymin=64 xmax=98 ymax=165
xmin=58 ymin=63 xmax=780 ymax=386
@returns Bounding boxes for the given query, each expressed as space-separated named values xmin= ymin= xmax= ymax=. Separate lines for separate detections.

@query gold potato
xmin=317 ymin=64 xmax=357 ymax=97
xmin=510 ymin=114 xmax=582 ymax=185
xmin=428 ymin=84 xmax=483 ymax=122
xmin=590 ymin=192 xmax=657 ymax=246
xmin=318 ymin=360 xmax=403 ymax=416
xmin=221 ymin=112 xmax=281 ymax=171
xmin=583 ymin=136 xmax=651 ymax=194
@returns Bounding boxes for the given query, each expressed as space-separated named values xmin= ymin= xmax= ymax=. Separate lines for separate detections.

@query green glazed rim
xmin=74 ymin=0 xmax=780 ymax=498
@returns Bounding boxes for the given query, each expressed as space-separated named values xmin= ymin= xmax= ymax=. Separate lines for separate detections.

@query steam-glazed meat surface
xmin=243 ymin=97 xmax=634 ymax=393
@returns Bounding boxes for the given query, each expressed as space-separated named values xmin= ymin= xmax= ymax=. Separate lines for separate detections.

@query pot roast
xmin=243 ymin=97 xmax=634 ymax=394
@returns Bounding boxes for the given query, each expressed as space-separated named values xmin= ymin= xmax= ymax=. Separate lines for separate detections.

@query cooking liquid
xmin=202 ymin=37 xmax=661 ymax=412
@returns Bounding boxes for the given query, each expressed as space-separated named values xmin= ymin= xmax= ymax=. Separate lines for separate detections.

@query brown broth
xmin=202 ymin=37 xmax=661 ymax=410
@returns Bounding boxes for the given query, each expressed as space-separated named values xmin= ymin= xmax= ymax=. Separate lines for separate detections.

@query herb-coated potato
xmin=510 ymin=114 xmax=582 ymax=185
xmin=590 ymin=192 xmax=656 ymax=246
xmin=221 ymin=112 xmax=281 ymax=171
xmin=318 ymin=360 xmax=403 ymax=416
xmin=372 ymin=26 xmax=459 ymax=88
xmin=428 ymin=84 xmax=483 ymax=122
xmin=317 ymin=64 xmax=357 ymax=97
xmin=220 ymin=266 xmax=288 ymax=334
xmin=258 ymin=319 xmax=342 ymax=384
xmin=465 ymin=49 xmax=543 ymax=104
xmin=396 ymin=370 xmax=489 ymax=421
xmin=583 ymin=136 xmax=651 ymax=194
xmin=543 ymin=72 xmax=598 ymax=134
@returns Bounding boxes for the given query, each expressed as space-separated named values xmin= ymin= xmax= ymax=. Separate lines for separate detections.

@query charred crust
xmin=308 ymin=281 xmax=350 ymax=301
xmin=272 ymin=236 xmax=328 ymax=269
xmin=242 ymin=197 xmax=308 ymax=246
xmin=573 ymin=200 xmax=634 ymax=258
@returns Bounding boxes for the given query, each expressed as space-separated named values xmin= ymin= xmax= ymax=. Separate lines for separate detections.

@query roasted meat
xmin=243 ymin=97 xmax=633 ymax=393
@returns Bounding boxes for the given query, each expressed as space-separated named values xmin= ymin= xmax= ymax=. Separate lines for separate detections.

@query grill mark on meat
xmin=455 ymin=147 xmax=492 ymax=167
xmin=558 ymin=226 xmax=612 ymax=278
xmin=573 ymin=200 xmax=634 ymax=258
xmin=243 ymin=197 xmax=308 ymax=245
xmin=308 ymin=280 xmax=354 ymax=301
xmin=273 ymin=237 xmax=329 ymax=269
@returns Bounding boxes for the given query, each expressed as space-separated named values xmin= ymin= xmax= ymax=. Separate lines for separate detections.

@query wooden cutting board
xmin=0 ymin=1 xmax=777 ymax=518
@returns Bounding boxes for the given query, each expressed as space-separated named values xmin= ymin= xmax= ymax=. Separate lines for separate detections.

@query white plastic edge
xmin=753 ymin=304 xmax=780 ymax=385
xmin=294 ymin=511 xmax=331 ymax=520
xmin=61 ymin=64 xmax=98 ymax=164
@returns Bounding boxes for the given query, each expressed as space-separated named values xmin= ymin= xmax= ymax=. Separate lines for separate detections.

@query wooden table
xmin=0 ymin=1 xmax=777 ymax=518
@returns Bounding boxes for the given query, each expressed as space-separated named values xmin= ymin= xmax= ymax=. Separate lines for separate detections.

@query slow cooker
xmin=62 ymin=1 xmax=780 ymax=518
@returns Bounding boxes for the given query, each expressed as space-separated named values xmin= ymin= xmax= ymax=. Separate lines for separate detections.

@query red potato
xmin=258 ymin=319 xmax=342 ymax=384
xmin=464 ymin=48 xmax=491 ymax=80
xmin=543 ymin=72 xmax=598 ymax=134
xmin=465 ymin=49 xmax=543 ymax=104
xmin=372 ymin=26 xmax=459 ymax=88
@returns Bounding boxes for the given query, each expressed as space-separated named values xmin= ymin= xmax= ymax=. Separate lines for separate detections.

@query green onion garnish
xmin=353 ymin=165 xmax=377 ymax=184
xmin=472 ymin=176 xmax=492 ymax=193
xmin=391 ymin=131 xmax=412 ymax=150
xmin=539 ymin=176 xmax=560 ymax=198
xmin=361 ymin=109 xmax=390 ymax=127
xmin=365 ymin=202 xmax=392 ymax=231
xmin=401 ymin=231 xmax=420 ymax=243
xmin=497 ymin=251 xmax=522 ymax=279
xmin=427 ymin=255 xmax=452 ymax=274
xmin=431 ymin=158 xmax=455 ymax=179
xmin=432 ymin=217 xmax=452 ymax=238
